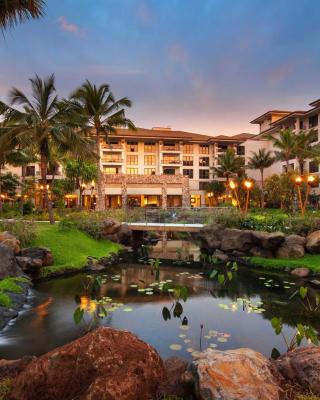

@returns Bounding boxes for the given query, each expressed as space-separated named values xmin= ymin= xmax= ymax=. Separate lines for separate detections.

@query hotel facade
xmin=2 ymin=127 xmax=251 ymax=209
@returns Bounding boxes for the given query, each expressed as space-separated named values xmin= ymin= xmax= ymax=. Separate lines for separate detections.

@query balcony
xmin=101 ymin=143 xmax=123 ymax=151
xmin=101 ymin=157 xmax=123 ymax=164
xmin=161 ymin=159 xmax=182 ymax=166
xmin=160 ymin=145 xmax=181 ymax=152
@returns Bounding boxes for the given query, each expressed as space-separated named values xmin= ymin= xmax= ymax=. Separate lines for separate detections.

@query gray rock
xmin=21 ymin=247 xmax=53 ymax=267
xmin=274 ymin=346 xmax=320 ymax=394
xmin=250 ymin=246 xmax=273 ymax=258
xmin=310 ymin=279 xmax=320 ymax=287
xmin=252 ymin=231 xmax=285 ymax=250
xmin=0 ymin=231 xmax=21 ymax=254
xmin=213 ymin=249 xmax=229 ymax=263
xmin=276 ymin=235 xmax=305 ymax=259
xmin=290 ymin=267 xmax=310 ymax=278
xmin=221 ymin=228 xmax=253 ymax=252
xmin=306 ymin=230 xmax=320 ymax=253
xmin=0 ymin=244 xmax=23 ymax=278
xmin=197 ymin=224 xmax=226 ymax=251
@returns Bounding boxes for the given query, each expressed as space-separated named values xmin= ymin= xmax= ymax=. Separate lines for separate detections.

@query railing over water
xmin=124 ymin=207 xmax=233 ymax=225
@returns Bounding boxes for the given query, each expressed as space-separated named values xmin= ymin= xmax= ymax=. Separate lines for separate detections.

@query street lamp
xmin=243 ymin=180 xmax=253 ymax=214
xmin=294 ymin=174 xmax=316 ymax=215
xmin=228 ymin=180 xmax=241 ymax=211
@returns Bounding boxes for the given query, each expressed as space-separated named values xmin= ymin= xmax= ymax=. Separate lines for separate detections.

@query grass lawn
xmin=31 ymin=223 xmax=121 ymax=277
xmin=250 ymin=255 xmax=320 ymax=273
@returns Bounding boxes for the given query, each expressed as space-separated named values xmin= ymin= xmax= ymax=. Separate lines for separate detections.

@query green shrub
xmin=0 ymin=293 xmax=11 ymax=307
xmin=0 ymin=378 xmax=12 ymax=400
xmin=0 ymin=220 xmax=36 ymax=247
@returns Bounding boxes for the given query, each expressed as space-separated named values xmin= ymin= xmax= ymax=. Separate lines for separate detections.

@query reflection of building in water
xmin=149 ymin=240 xmax=201 ymax=261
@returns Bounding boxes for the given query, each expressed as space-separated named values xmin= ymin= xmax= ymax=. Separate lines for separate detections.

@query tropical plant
xmin=0 ymin=171 xmax=19 ymax=197
xmin=213 ymin=148 xmax=245 ymax=183
xmin=64 ymin=159 xmax=98 ymax=208
xmin=247 ymin=148 xmax=275 ymax=207
xmin=267 ymin=129 xmax=296 ymax=171
xmin=0 ymin=0 xmax=45 ymax=31
xmin=0 ymin=74 xmax=93 ymax=223
xmin=68 ymin=81 xmax=136 ymax=210
xmin=205 ymin=180 xmax=226 ymax=205
xmin=264 ymin=172 xmax=296 ymax=211
xmin=294 ymin=129 xmax=318 ymax=174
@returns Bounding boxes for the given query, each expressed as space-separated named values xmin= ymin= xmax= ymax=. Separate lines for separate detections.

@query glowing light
xmin=308 ymin=175 xmax=315 ymax=184
xmin=229 ymin=181 xmax=236 ymax=190
xmin=243 ymin=180 xmax=253 ymax=190
xmin=295 ymin=176 xmax=302 ymax=185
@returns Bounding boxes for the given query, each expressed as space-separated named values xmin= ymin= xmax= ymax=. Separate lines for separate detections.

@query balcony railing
xmin=161 ymin=159 xmax=182 ymax=165
xmin=101 ymin=157 xmax=123 ymax=163
xmin=101 ymin=144 xmax=123 ymax=150
xmin=160 ymin=145 xmax=181 ymax=152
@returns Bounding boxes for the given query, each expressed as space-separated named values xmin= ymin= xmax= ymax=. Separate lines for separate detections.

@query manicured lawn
xmin=31 ymin=223 xmax=121 ymax=277
xmin=250 ymin=255 xmax=320 ymax=273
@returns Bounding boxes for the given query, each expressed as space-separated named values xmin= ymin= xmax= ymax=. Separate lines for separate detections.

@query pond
xmin=0 ymin=242 xmax=319 ymax=361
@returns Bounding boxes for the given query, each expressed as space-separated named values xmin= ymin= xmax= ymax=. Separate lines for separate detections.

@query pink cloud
xmin=267 ymin=61 xmax=295 ymax=86
xmin=57 ymin=16 xmax=79 ymax=34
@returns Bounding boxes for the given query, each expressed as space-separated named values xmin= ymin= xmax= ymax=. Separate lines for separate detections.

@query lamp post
xmin=80 ymin=183 xmax=86 ymax=208
xmin=243 ymin=180 xmax=253 ymax=214
xmin=295 ymin=175 xmax=316 ymax=215
xmin=229 ymin=180 xmax=241 ymax=211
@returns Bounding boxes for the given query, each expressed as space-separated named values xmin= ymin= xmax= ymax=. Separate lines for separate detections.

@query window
xmin=183 ymin=156 xmax=193 ymax=166
xmin=199 ymin=144 xmax=209 ymax=154
xmin=199 ymin=157 xmax=209 ymax=167
xmin=127 ymin=142 xmax=138 ymax=152
xmin=25 ymin=166 xmax=35 ymax=177
xmin=144 ymin=142 xmax=155 ymax=152
xmin=309 ymin=161 xmax=319 ymax=173
xmin=127 ymin=168 xmax=138 ymax=175
xmin=144 ymin=168 xmax=156 ymax=175
xmin=237 ymin=145 xmax=245 ymax=155
xmin=144 ymin=155 xmax=155 ymax=165
xmin=163 ymin=168 xmax=176 ymax=175
xmin=127 ymin=155 xmax=138 ymax=165
xmin=183 ymin=144 xmax=193 ymax=154
xmin=217 ymin=144 xmax=228 ymax=152
xmin=199 ymin=169 xmax=209 ymax=179
xmin=309 ymin=115 xmax=318 ymax=128
xmin=104 ymin=167 xmax=119 ymax=174
xmin=199 ymin=182 xmax=209 ymax=190
xmin=104 ymin=152 xmax=122 ymax=162
xmin=183 ymin=169 xmax=193 ymax=178
xmin=162 ymin=156 xmax=180 ymax=164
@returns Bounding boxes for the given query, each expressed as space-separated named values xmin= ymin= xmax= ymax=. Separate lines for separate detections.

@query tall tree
xmin=268 ymin=129 xmax=296 ymax=171
xmin=213 ymin=148 xmax=245 ymax=183
xmin=247 ymin=148 xmax=274 ymax=207
xmin=68 ymin=81 xmax=135 ymax=210
xmin=0 ymin=74 xmax=93 ymax=223
xmin=293 ymin=129 xmax=318 ymax=174
xmin=0 ymin=0 xmax=45 ymax=31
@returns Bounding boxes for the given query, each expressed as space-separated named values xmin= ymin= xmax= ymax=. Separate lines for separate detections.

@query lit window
xmin=127 ymin=155 xmax=138 ymax=165
xmin=126 ymin=142 xmax=138 ymax=152
xmin=127 ymin=168 xmax=138 ymax=175
xmin=144 ymin=168 xmax=156 ymax=175
xmin=199 ymin=145 xmax=209 ymax=154
xmin=144 ymin=142 xmax=155 ymax=152
xmin=183 ymin=156 xmax=193 ymax=166
xmin=144 ymin=155 xmax=155 ymax=165
xmin=183 ymin=144 xmax=193 ymax=153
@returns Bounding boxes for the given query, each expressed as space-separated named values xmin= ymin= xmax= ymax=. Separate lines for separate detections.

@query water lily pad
xmin=179 ymin=325 xmax=189 ymax=330
xmin=123 ymin=308 xmax=133 ymax=312
xmin=209 ymin=343 xmax=217 ymax=348
xmin=169 ymin=344 xmax=182 ymax=351
xmin=184 ymin=339 xmax=191 ymax=343
xmin=130 ymin=284 xmax=138 ymax=288
xmin=138 ymin=289 xmax=146 ymax=292
xmin=217 ymin=337 xmax=228 ymax=343
xmin=179 ymin=334 xmax=187 ymax=338
xmin=186 ymin=348 xmax=194 ymax=353
xmin=192 ymin=351 xmax=201 ymax=357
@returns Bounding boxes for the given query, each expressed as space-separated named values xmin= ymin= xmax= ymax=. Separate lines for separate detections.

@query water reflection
xmin=0 ymin=262 xmax=319 ymax=361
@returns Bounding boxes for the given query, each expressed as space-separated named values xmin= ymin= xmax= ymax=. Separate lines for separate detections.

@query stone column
xmin=121 ymin=181 xmax=127 ymax=209
xmin=182 ymin=177 xmax=191 ymax=208
xmin=162 ymin=183 xmax=167 ymax=209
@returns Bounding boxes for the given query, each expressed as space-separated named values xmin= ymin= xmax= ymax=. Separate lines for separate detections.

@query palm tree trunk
xmin=19 ymin=165 xmax=26 ymax=214
xmin=0 ymin=164 xmax=2 ymax=214
xmin=40 ymin=153 xmax=55 ymax=224
xmin=95 ymin=128 xmax=105 ymax=211
xmin=299 ymin=159 xmax=304 ymax=175
xmin=286 ymin=159 xmax=289 ymax=173
xmin=260 ymin=169 xmax=265 ymax=208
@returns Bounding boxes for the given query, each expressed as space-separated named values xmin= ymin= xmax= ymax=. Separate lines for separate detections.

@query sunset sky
xmin=0 ymin=0 xmax=319 ymax=136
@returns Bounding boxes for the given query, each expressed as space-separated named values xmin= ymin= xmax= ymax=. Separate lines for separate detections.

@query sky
xmin=0 ymin=0 xmax=320 ymax=136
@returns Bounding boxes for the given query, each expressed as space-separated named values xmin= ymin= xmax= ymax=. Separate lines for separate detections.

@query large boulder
xmin=191 ymin=348 xmax=282 ymax=400
xmin=0 ymin=232 xmax=21 ymax=255
xmin=101 ymin=219 xmax=132 ymax=245
xmin=102 ymin=218 xmax=121 ymax=235
xmin=274 ymin=346 xmax=320 ymax=394
xmin=9 ymin=327 xmax=165 ymax=400
xmin=252 ymin=231 xmax=285 ymax=251
xmin=249 ymin=246 xmax=273 ymax=258
xmin=276 ymin=235 xmax=305 ymax=259
xmin=0 ymin=245 xmax=22 ymax=278
xmin=20 ymin=247 xmax=53 ymax=268
xmin=306 ymin=231 xmax=320 ymax=253
xmin=220 ymin=228 xmax=253 ymax=252
xmin=290 ymin=267 xmax=310 ymax=278
xmin=157 ymin=357 xmax=192 ymax=399
xmin=197 ymin=224 xmax=226 ymax=251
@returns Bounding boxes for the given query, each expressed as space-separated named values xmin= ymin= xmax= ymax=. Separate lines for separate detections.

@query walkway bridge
xmin=123 ymin=207 xmax=230 ymax=232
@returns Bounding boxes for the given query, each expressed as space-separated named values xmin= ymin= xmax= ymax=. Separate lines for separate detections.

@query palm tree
xmin=0 ymin=0 xmax=45 ymax=31
xmin=268 ymin=129 xmax=296 ymax=171
xmin=247 ymin=148 xmax=274 ymax=207
xmin=213 ymin=148 xmax=245 ymax=183
xmin=294 ymin=129 xmax=318 ymax=174
xmin=0 ymin=74 xmax=93 ymax=223
xmin=68 ymin=81 xmax=136 ymax=210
